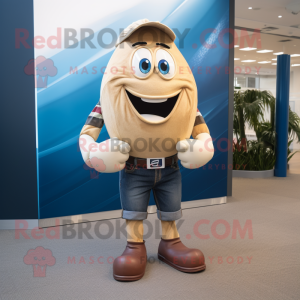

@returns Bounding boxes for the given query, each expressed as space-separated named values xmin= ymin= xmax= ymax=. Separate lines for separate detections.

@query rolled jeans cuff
xmin=122 ymin=210 xmax=148 ymax=220
xmin=157 ymin=209 xmax=182 ymax=221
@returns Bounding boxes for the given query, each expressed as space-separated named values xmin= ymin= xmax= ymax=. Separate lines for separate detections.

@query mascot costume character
xmin=79 ymin=19 xmax=214 ymax=281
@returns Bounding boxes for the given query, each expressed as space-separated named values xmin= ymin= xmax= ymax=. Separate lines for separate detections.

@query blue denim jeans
xmin=119 ymin=160 xmax=182 ymax=221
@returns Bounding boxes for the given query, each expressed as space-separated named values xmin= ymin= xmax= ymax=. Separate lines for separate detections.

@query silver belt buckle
xmin=147 ymin=158 xmax=165 ymax=169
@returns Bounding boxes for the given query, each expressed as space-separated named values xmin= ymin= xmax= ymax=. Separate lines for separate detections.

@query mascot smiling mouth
xmin=126 ymin=90 xmax=180 ymax=122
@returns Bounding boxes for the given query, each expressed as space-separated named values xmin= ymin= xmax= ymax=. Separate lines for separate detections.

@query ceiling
xmin=236 ymin=0 xmax=300 ymax=28
xmin=234 ymin=0 xmax=300 ymax=74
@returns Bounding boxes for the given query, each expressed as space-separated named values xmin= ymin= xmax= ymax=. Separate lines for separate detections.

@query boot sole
xmin=158 ymin=254 xmax=206 ymax=273
xmin=113 ymin=272 xmax=145 ymax=282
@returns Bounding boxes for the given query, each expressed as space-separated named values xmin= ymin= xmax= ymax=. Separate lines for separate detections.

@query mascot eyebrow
xmin=156 ymin=42 xmax=170 ymax=49
xmin=132 ymin=42 xmax=147 ymax=47
xmin=131 ymin=42 xmax=170 ymax=49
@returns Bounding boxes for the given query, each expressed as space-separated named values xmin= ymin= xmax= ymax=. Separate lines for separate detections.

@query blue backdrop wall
xmin=35 ymin=0 xmax=231 ymax=219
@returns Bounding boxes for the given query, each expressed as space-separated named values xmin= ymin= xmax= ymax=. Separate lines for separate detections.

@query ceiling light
xmin=234 ymin=45 xmax=239 ymax=48
xmin=241 ymin=60 xmax=256 ymax=62
xmin=278 ymin=16 xmax=282 ymax=18
xmin=272 ymin=63 xmax=277 ymax=65
xmin=248 ymin=7 xmax=252 ymax=9
xmin=240 ymin=47 xmax=257 ymax=51
xmin=272 ymin=58 xmax=277 ymax=61
xmin=256 ymin=50 xmax=273 ymax=53
xmin=292 ymin=64 xmax=300 ymax=67
xmin=291 ymin=54 xmax=300 ymax=57
xmin=273 ymin=52 xmax=284 ymax=55
xmin=258 ymin=61 xmax=271 ymax=64
xmin=234 ymin=58 xmax=240 ymax=60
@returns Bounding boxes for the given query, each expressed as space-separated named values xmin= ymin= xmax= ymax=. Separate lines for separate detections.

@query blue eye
xmin=139 ymin=58 xmax=151 ymax=74
xmin=158 ymin=59 xmax=169 ymax=75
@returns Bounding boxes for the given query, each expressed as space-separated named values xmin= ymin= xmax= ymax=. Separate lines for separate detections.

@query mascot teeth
xmin=141 ymin=98 xmax=168 ymax=103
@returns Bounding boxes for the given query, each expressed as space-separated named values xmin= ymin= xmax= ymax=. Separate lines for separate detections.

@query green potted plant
xmin=232 ymin=89 xmax=300 ymax=177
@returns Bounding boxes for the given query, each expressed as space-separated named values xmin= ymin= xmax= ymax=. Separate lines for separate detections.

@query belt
xmin=127 ymin=154 xmax=178 ymax=168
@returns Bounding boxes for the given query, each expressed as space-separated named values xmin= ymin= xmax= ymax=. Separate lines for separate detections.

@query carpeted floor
xmin=1 ymin=154 xmax=300 ymax=300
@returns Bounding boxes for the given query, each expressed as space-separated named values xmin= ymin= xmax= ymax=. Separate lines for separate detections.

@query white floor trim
xmin=0 ymin=197 xmax=226 ymax=229
xmin=0 ymin=219 xmax=39 ymax=230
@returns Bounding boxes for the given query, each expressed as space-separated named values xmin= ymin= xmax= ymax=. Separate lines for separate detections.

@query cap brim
xmin=115 ymin=21 xmax=176 ymax=47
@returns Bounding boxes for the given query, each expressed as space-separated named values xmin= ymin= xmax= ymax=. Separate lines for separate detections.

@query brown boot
xmin=113 ymin=241 xmax=147 ymax=281
xmin=158 ymin=237 xmax=206 ymax=273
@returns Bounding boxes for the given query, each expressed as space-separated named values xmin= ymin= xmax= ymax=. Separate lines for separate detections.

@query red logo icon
xmin=23 ymin=246 xmax=56 ymax=277
xmin=24 ymin=56 xmax=57 ymax=88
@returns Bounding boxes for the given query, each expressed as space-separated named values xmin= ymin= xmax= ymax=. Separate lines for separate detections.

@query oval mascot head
xmin=100 ymin=19 xmax=198 ymax=158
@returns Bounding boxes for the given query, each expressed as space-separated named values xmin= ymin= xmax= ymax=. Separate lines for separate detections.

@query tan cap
xmin=115 ymin=19 xmax=176 ymax=47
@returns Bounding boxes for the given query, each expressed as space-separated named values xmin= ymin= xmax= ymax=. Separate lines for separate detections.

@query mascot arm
xmin=80 ymin=125 xmax=101 ymax=142
xmin=79 ymin=101 xmax=130 ymax=173
xmin=191 ymin=109 xmax=210 ymax=138
xmin=176 ymin=109 xmax=214 ymax=169
xmin=80 ymin=99 xmax=104 ymax=141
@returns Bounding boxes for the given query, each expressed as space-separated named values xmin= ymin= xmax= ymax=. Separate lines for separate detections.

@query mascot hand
xmin=176 ymin=133 xmax=214 ymax=169
xmin=79 ymin=135 xmax=130 ymax=173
